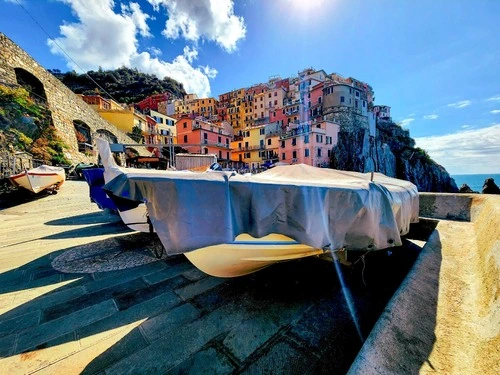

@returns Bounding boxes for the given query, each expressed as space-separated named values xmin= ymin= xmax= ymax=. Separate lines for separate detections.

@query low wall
xmin=348 ymin=193 xmax=500 ymax=375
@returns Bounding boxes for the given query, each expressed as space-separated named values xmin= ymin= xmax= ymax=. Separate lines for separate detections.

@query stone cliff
xmin=331 ymin=119 xmax=458 ymax=193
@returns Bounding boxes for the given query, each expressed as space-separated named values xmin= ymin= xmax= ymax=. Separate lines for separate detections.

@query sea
xmin=451 ymin=173 xmax=500 ymax=192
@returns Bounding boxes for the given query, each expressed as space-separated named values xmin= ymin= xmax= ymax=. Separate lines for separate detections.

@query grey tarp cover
xmin=97 ymin=139 xmax=419 ymax=256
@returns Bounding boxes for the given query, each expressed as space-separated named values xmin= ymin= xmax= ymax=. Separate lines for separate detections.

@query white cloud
xmin=490 ymin=110 xmax=500 ymax=114
xmin=448 ymin=100 xmax=471 ymax=108
xmin=400 ymin=118 xmax=415 ymax=127
xmin=487 ymin=95 xmax=500 ymax=102
xmin=47 ymin=0 xmax=218 ymax=97
xmin=423 ymin=114 xmax=438 ymax=120
xmin=147 ymin=46 xmax=162 ymax=57
xmin=148 ymin=0 xmax=246 ymax=52
xmin=461 ymin=125 xmax=472 ymax=129
xmin=121 ymin=2 xmax=152 ymax=37
xmin=131 ymin=49 xmax=216 ymax=97
xmin=415 ymin=124 xmax=500 ymax=174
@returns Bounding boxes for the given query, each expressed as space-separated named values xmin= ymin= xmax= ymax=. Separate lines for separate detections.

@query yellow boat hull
xmin=184 ymin=233 xmax=324 ymax=278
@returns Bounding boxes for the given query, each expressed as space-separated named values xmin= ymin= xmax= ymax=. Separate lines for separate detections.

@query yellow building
xmin=231 ymin=124 xmax=267 ymax=169
xmin=174 ymin=93 xmax=198 ymax=115
xmin=191 ymin=97 xmax=219 ymax=120
xmin=79 ymin=95 xmax=147 ymax=136
xmin=150 ymin=110 xmax=177 ymax=145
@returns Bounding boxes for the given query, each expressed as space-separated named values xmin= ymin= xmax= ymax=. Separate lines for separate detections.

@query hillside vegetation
xmin=50 ymin=67 xmax=186 ymax=104
xmin=0 ymin=85 xmax=69 ymax=166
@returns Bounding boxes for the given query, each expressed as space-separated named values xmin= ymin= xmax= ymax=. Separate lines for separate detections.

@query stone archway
xmin=96 ymin=129 xmax=118 ymax=144
xmin=14 ymin=68 xmax=47 ymax=103
xmin=73 ymin=120 xmax=93 ymax=155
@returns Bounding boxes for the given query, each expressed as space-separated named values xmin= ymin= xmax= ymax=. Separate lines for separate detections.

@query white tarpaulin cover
xmin=96 ymin=139 xmax=419 ymax=255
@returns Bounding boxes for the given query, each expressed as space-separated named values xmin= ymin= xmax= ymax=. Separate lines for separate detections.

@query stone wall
xmin=0 ymin=33 xmax=145 ymax=163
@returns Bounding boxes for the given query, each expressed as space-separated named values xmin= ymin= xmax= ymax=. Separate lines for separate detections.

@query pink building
xmin=278 ymin=120 xmax=340 ymax=167
xmin=308 ymin=82 xmax=324 ymax=121
xmin=176 ymin=116 xmax=232 ymax=161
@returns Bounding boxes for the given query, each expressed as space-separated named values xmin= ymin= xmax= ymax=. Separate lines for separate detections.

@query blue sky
xmin=1 ymin=0 xmax=500 ymax=174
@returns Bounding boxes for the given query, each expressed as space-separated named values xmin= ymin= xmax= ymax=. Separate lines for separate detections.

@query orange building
xmin=176 ymin=115 xmax=232 ymax=162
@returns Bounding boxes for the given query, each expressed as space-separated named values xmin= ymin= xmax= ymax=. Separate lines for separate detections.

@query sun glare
xmin=284 ymin=0 xmax=335 ymax=18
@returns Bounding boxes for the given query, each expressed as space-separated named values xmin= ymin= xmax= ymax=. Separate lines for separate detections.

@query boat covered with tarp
xmin=95 ymin=138 xmax=419 ymax=277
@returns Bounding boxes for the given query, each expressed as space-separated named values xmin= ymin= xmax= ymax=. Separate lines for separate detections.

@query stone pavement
xmin=0 ymin=181 xmax=421 ymax=374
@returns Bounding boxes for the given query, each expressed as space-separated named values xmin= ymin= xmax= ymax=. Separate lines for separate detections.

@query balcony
xmin=237 ymin=145 xmax=265 ymax=151
xmin=279 ymin=124 xmax=312 ymax=140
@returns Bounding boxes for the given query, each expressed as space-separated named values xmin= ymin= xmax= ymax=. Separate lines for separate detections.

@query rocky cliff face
xmin=331 ymin=120 xmax=458 ymax=193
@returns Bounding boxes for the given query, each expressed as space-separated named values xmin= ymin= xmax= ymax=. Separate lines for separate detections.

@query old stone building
xmin=0 ymin=32 xmax=144 ymax=164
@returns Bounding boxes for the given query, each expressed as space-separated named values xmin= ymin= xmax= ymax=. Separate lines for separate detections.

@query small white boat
xmin=95 ymin=138 xmax=419 ymax=277
xmin=10 ymin=165 xmax=66 ymax=194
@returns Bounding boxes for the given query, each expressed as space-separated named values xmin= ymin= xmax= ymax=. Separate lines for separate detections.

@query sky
xmin=1 ymin=0 xmax=500 ymax=175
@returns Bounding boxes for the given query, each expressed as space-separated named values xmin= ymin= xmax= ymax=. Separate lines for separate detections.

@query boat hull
xmin=10 ymin=165 xmax=66 ymax=194
xmin=184 ymin=233 xmax=325 ymax=278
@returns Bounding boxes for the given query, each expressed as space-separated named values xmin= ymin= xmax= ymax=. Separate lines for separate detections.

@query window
xmin=355 ymin=91 xmax=360 ymax=97
xmin=260 ymin=128 xmax=265 ymax=135
xmin=183 ymin=122 xmax=187 ymax=128
xmin=317 ymin=148 xmax=322 ymax=157
xmin=292 ymin=151 xmax=297 ymax=159
xmin=260 ymin=139 xmax=264 ymax=148
xmin=355 ymin=100 xmax=358 ymax=108
xmin=282 ymin=153 xmax=286 ymax=160
xmin=363 ymin=101 xmax=365 ymax=107
xmin=218 ymin=136 xmax=222 ymax=143
xmin=340 ymin=96 xmax=345 ymax=103
xmin=305 ymin=149 xmax=309 ymax=157
xmin=267 ymin=139 xmax=271 ymax=145
xmin=318 ymin=97 xmax=322 ymax=104
xmin=281 ymin=140 xmax=285 ymax=148
xmin=274 ymin=92 xmax=277 ymax=96
xmin=183 ymin=135 xmax=188 ymax=142
xmin=292 ymin=138 xmax=296 ymax=146
xmin=304 ymin=135 xmax=309 ymax=144
xmin=274 ymin=100 xmax=278 ymax=105
xmin=269 ymin=101 xmax=272 ymax=107
xmin=204 ymin=133 xmax=208 ymax=140
xmin=268 ymin=93 xmax=272 ymax=98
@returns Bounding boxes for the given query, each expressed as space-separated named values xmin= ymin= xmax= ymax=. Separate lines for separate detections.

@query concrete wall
xmin=349 ymin=193 xmax=500 ymax=375
xmin=0 ymin=33 xmax=143 ymax=163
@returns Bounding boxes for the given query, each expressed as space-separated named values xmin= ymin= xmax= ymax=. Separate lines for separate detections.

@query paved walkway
xmin=0 ymin=181 xmax=420 ymax=374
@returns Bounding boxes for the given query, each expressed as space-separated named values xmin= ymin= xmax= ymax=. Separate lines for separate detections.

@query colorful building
xmin=136 ymin=93 xmax=171 ymax=112
xmin=279 ymin=120 xmax=340 ymax=167
xmin=176 ymin=116 xmax=232 ymax=162
xmin=231 ymin=124 xmax=267 ymax=169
